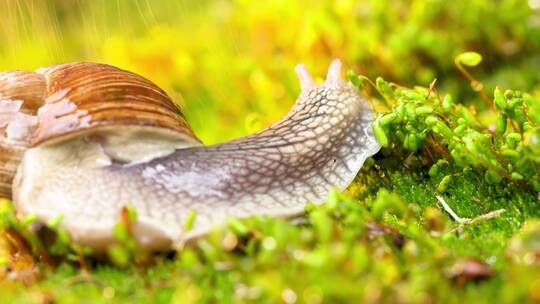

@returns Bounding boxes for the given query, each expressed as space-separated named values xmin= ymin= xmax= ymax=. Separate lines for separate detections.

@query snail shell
xmin=0 ymin=71 xmax=45 ymax=198
xmin=1 ymin=60 xmax=380 ymax=251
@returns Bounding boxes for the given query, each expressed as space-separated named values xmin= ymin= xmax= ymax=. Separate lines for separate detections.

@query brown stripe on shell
xmin=33 ymin=62 xmax=200 ymax=146
xmin=0 ymin=71 xmax=46 ymax=112
xmin=0 ymin=71 xmax=46 ymax=198
xmin=0 ymin=144 xmax=25 ymax=198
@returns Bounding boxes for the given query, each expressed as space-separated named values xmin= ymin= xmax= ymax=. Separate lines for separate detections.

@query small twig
xmin=466 ymin=209 xmax=506 ymax=226
xmin=454 ymin=60 xmax=495 ymax=111
xmin=426 ymin=78 xmax=437 ymax=100
xmin=64 ymin=273 xmax=104 ymax=287
xmin=74 ymin=245 xmax=90 ymax=273
xmin=353 ymin=75 xmax=391 ymax=110
xmin=435 ymin=194 xmax=506 ymax=227
xmin=435 ymin=195 xmax=469 ymax=223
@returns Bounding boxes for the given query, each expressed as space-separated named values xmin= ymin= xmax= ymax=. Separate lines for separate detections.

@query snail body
xmin=1 ymin=60 xmax=380 ymax=251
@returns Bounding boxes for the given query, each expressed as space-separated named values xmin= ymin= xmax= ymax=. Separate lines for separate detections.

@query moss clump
xmin=349 ymin=53 xmax=540 ymax=192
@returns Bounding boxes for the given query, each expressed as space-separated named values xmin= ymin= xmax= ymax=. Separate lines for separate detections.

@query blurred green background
xmin=1 ymin=0 xmax=540 ymax=143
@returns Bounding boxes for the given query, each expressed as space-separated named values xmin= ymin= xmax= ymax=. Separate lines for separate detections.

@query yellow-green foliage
xmin=1 ymin=0 xmax=539 ymax=143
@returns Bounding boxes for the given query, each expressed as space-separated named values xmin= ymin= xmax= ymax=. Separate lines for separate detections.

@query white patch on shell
xmin=6 ymin=114 xmax=38 ymax=141
xmin=0 ymin=100 xmax=23 ymax=128
xmin=0 ymin=99 xmax=23 ymax=114
xmin=37 ymin=89 xmax=91 ymax=137
xmin=0 ymin=99 xmax=38 ymax=143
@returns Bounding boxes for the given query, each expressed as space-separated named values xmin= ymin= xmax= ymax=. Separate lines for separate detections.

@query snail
xmin=0 ymin=59 xmax=380 ymax=251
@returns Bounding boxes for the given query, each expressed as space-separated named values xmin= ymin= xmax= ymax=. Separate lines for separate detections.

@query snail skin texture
xmin=0 ymin=59 xmax=380 ymax=251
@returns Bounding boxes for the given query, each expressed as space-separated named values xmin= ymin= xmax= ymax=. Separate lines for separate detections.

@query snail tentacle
xmin=294 ymin=64 xmax=315 ymax=90
xmin=324 ymin=59 xmax=343 ymax=87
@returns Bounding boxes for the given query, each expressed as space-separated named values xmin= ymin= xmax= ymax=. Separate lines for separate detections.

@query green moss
xmin=1 ymin=163 xmax=539 ymax=303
